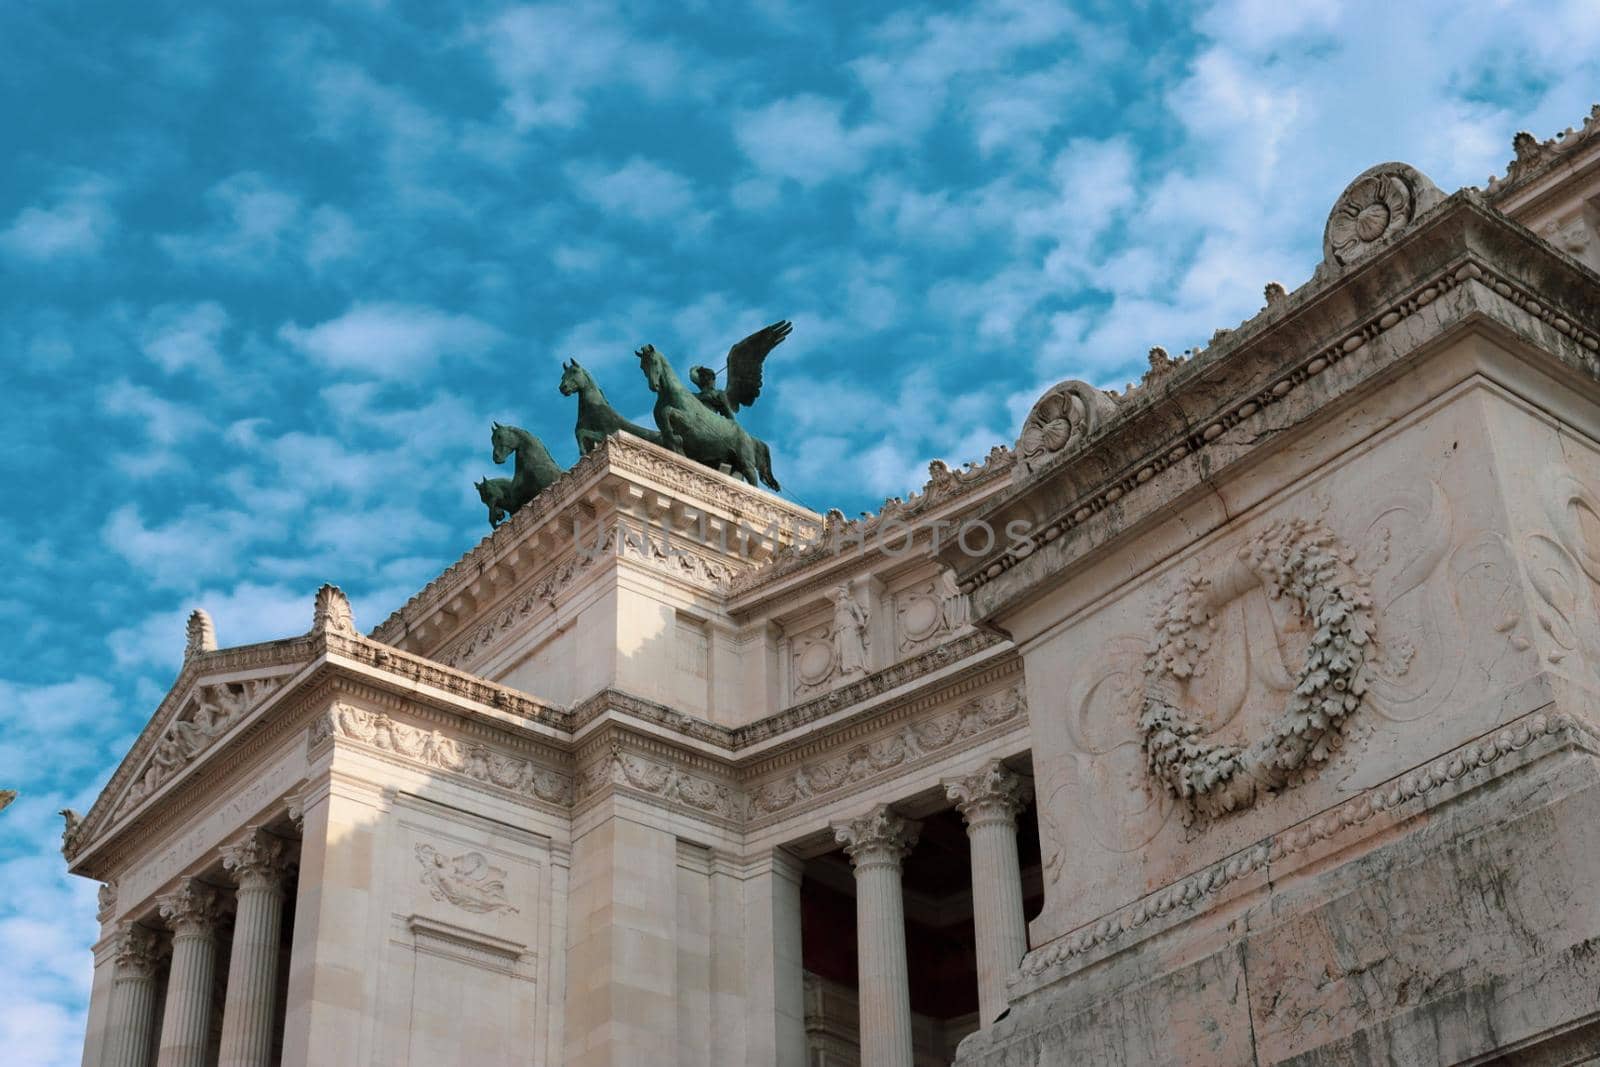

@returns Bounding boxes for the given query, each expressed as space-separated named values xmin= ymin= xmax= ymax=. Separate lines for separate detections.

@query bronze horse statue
xmin=559 ymin=358 xmax=663 ymax=454
xmin=636 ymin=344 xmax=780 ymax=489
xmin=475 ymin=422 xmax=563 ymax=528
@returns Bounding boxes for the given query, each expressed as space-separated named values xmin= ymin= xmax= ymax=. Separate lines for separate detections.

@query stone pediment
xmin=62 ymin=636 xmax=314 ymax=865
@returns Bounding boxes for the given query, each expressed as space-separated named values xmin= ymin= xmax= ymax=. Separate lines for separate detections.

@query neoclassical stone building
xmin=67 ymin=109 xmax=1600 ymax=1066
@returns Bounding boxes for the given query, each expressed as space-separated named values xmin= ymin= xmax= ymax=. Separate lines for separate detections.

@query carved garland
xmin=1138 ymin=518 xmax=1374 ymax=822
xmin=321 ymin=704 xmax=571 ymax=806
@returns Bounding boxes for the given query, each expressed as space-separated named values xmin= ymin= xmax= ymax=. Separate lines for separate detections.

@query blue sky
xmin=3 ymin=0 xmax=1598 ymax=1060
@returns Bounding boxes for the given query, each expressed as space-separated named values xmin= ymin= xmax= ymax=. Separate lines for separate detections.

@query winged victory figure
xmin=635 ymin=319 xmax=791 ymax=490
xmin=689 ymin=320 xmax=792 ymax=423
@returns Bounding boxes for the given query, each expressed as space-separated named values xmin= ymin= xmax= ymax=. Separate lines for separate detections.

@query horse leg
xmin=661 ymin=411 xmax=685 ymax=454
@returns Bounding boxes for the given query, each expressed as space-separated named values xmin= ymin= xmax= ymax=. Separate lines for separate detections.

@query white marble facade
xmin=66 ymin=115 xmax=1600 ymax=1066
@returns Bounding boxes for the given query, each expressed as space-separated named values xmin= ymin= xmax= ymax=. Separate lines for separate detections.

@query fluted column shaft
xmin=946 ymin=761 xmax=1028 ymax=1027
xmin=217 ymin=831 xmax=292 ymax=1067
xmin=156 ymin=880 xmax=225 ymax=1067
xmin=834 ymin=805 xmax=920 ymax=1067
xmin=104 ymin=924 xmax=164 ymax=1067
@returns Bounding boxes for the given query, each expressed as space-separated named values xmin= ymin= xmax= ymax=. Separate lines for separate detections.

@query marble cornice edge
xmin=373 ymin=432 xmax=817 ymax=646
xmin=954 ymin=197 xmax=1600 ymax=617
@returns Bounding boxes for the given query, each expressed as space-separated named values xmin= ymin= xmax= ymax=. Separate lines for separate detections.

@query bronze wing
xmin=723 ymin=320 xmax=791 ymax=412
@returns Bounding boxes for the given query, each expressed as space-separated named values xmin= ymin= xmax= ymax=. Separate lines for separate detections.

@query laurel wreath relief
xmin=1138 ymin=517 xmax=1375 ymax=824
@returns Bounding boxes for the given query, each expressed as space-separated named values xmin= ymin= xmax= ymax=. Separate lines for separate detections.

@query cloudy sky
xmin=3 ymin=0 xmax=1598 ymax=1059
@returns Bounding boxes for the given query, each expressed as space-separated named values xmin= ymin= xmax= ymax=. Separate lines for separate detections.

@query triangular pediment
xmin=64 ymin=637 xmax=315 ymax=865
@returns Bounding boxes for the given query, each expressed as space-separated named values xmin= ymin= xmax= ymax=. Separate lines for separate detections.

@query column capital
xmin=944 ymin=760 xmax=1026 ymax=828
xmin=112 ymin=922 xmax=165 ymax=979
xmin=832 ymin=804 xmax=920 ymax=869
xmin=157 ymin=878 xmax=225 ymax=935
xmin=220 ymin=828 xmax=293 ymax=890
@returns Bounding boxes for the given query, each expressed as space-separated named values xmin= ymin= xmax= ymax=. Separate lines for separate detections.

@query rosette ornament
xmin=1320 ymin=162 xmax=1445 ymax=270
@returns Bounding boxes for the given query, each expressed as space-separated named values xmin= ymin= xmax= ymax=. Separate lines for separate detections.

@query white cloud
xmin=304 ymin=206 xmax=362 ymax=271
xmin=567 ymin=156 xmax=706 ymax=228
xmin=102 ymin=504 xmax=271 ymax=591
xmin=0 ymin=174 xmax=115 ymax=261
xmin=158 ymin=171 xmax=301 ymax=268
xmin=107 ymin=582 xmax=315 ymax=671
xmin=139 ymin=302 xmax=230 ymax=375
xmin=734 ymin=95 xmax=885 ymax=187
xmin=278 ymin=302 xmax=503 ymax=378
xmin=96 ymin=380 xmax=213 ymax=476
xmin=471 ymin=2 xmax=691 ymax=130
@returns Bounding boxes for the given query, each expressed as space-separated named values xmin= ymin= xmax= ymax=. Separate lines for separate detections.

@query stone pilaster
xmin=833 ymin=805 xmax=920 ymax=1067
xmin=945 ymin=760 xmax=1028 ymax=1026
xmin=155 ymin=879 xmax=225 ymax=1067
xmin=103 ymin=923 xmax=165 ymax=1067
xmin=217 ymin=830 xmax=293 ymax=1067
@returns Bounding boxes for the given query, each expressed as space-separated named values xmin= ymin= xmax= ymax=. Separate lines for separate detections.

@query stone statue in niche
xmin=939 ymin=567 xmax=969 ymax=632
xmin=833 ymin=582 xmax=871 ymax=680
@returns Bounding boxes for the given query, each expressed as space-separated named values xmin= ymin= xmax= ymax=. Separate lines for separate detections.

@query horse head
xmin=475 ymin=477 xmax=492 ymax=503
xmin=636 ymin=344 xmax=665 ymax=393
xmin=559 ymin=358 xmax=586 ymax=396
xmin=491 ymin=422 xmax=518 ymax=465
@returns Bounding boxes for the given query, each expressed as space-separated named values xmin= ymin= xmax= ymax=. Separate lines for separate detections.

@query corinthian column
xmin=833 ymin=805 xmax=920 ymax=1067
xmin=945 ymin=761 xmax=1028 ymax=1027
xmin=155 ymin=879 xmax=225 ymax=1067
xmin=104 ymin=923 xmax=165 ymax=1067
xmin=217 ymin=830 xmax=293 ymax=1067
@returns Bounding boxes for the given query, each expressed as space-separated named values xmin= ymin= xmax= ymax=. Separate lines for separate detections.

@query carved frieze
xmin=321 ymin=704 xmax=571 ymax=807
xmin=789 ymin=621 xmax=836 ymax=702
xmin=414 ymin=843 xmax=519 ymax=914
xmin=894 ymin=571 xmax=968 ymax=657
xmin=574 ymin=740 xmax=740 ymax=821
xmin=748 ymin=684 xmax=1025 ymax=819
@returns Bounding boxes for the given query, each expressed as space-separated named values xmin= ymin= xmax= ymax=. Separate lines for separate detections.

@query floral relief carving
xmin=118 ymin=677 xmax=288 ymax=817
xmin=1138 ymin=518 xmax=1375 ymax=823
xmin=326 ymin=705 xmax=571 ymax=806
xmin=575 ymin=741 xmax=740 ymax=820
xmin=1321 ymin=163 xmax=1443 ymax=268
xmin=748 ymin=685 xmax=1025 ymax=817
xmin=1015 ymin=380 xmax=1121 ymax=479
xmin=1526 ymin=465 xmax=1600 ymax=673
xmin=415 ymin=843 xmax=519 ymax=914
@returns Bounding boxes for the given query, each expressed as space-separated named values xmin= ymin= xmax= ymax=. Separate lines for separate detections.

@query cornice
xmin=1484 ymin=104 xmax=1600 ymax=202
xmin=952 ymin=193 xmax=1600 ymax=623
xmin=723 ymin=448 xmax=1018 ymax=610
xmin=373 ymin=432 xmax=817 ymax=650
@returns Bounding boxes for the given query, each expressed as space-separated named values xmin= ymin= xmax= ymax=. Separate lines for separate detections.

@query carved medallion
xmin=1321 ymin=162 xmax=1444 ymax=268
